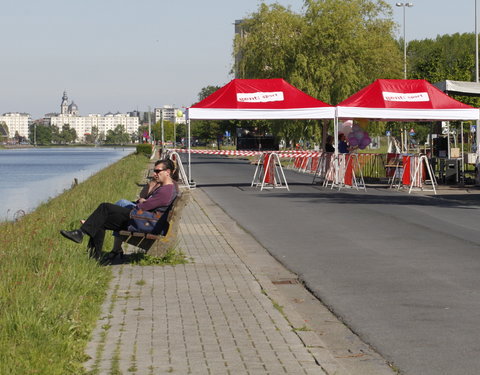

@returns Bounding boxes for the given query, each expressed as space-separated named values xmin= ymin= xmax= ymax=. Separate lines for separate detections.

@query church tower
xmin=61 ymin=91 xmax=69 ymax=115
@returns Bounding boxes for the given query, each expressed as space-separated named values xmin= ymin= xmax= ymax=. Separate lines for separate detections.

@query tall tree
xmin=198 ymin=86 xmax=221 ymax=101
xmin=0 ymin=121 xmax=8 ymax=139
xmin=232 ymin=3 xmax=309 ymax=147
xmin=232 ymin=0 xmax=402 ymax=146
xmin=233 ymin=4 xmax=305 ymax=81
xmin=51 ymin=125 xmax=61 ymax=144
xmin=234 ymin=0 xmax=402 ymax=104
xmin=408 ymin=32 xmax=480 ymax=107
xmin=29 ymin=123 xmax=52 ymax=145
xmin=105 ymin=125 xmax=130 ymax=144
xmin=85 ymin=125 xmax=99 ymax=144
xmin=60 ymin=124 xmax=77 ymax=144
xmin=152 ymin=120 xmax=175 ymax=142
xmin=409 ymin=33 xmax=476 ymax=83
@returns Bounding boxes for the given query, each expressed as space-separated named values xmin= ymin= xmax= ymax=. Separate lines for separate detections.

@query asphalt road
xmin=185 ymin=153 xmax=480 ymax=375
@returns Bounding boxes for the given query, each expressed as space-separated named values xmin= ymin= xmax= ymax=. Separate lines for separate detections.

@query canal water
xmin=0 ymin=147 xmax=134 ymax=221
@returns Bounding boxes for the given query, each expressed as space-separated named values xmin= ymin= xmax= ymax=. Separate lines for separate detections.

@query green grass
xmin=0 ymin=153 xmax=150 ymax=374
xmin=293 ymin=325 xmax=311 ymax=332
xmin=128 ymin=249 xmax=189 ymax=266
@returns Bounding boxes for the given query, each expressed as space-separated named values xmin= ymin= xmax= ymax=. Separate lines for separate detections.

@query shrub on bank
xmin=0 ymin=153 xmax=149 ymax=374
xmin=136 ymin=143 xmax=153 ymax=157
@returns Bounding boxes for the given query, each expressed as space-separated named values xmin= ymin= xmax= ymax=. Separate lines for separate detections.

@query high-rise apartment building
xmin=154 ymin=105 xmax=186 ymax=125
xmin=0 ymin=113 xmax=31 ymax=139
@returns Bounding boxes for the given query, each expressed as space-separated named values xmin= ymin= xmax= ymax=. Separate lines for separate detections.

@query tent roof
xmin=337 ymin=79 xmax=479 ymax=121
xmin=433 ymin=80 xmax=480 ymax=97
xmin=188 ymin=78 xmax=335 ymax=120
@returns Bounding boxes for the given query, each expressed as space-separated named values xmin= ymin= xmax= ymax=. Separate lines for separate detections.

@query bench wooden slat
xmin=118 ymin=230 xmax=160 ymax=240
xmin=145 ymin=233 xmax=159 ymax=240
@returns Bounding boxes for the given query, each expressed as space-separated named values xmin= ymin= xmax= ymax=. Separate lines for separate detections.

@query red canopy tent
xmin=334 ymin=79 xmax=480 ymax=160
xmin=336 ymin=79 xmax=479 ymax=121
xmin=183 ymin=78 xmax=335 ymax=183
xmin=188 ymin=78 xmax=335 ymax=120
xmin=325 ymin=79 xmax=480 ymax=190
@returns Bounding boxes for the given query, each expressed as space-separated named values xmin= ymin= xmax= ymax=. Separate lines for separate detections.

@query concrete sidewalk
xmin=84 ymin=189 xmax=396 ymax=375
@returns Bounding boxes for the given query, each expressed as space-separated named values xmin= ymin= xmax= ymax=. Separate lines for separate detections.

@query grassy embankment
xmin=0 ymin=153 xmax=150 ymax=374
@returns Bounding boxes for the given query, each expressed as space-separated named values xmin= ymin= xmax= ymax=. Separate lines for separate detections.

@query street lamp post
xmin=147 ymin=106 xmax=152 ymax=144
xmin=160 ymin=109 xmax=165 ymax=156
xmin=396 ymin=2 xmax=414 ymax=80
xmin=475 ymin=0 xmax=480 ymax=184
xmin=476 ymin=0 xmax=479 ymax=83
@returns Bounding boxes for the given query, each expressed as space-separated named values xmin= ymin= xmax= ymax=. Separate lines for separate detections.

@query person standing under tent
xmin=338 ymin=133 xmax=350 ymax=153
xmin=325 ymin=135 xmax=335 ymax=153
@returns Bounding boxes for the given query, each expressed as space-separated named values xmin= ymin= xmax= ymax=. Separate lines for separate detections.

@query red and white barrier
xmin=322 ymin=154 xmax=366 ymax=190
xmin=312 ymin=153 xmax=333 ymax=185
xmin=409 ymin=155 xmax=437 ymax=194
xmin=173 ymin=148 xmax=438 ymax=194
xmin=251 ymin=152 xmax=289 ymax=191
xmin=388 ymin=154 xmax=437 ymax=194
xmin=172 ymin=148 xmax=320 ymax=158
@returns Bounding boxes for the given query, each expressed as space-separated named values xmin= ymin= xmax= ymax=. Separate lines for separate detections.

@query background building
xmin=48 ymin=91 xmax=139 ymax=142
xmin=0 ymin=112 xmax=31 ymax=139
xmin=154 ymin=105 xmax=186 ymax=124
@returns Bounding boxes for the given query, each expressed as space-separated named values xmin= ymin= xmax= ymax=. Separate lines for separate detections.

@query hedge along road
xmin=186 ymin=153 xmax=480 ymax=375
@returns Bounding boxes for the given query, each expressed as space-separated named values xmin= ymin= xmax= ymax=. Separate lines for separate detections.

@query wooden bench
xmin=117 ymin=189 xmax=190 ymax=257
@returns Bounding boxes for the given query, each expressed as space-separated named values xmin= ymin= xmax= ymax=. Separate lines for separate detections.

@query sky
xmin=0 ymin=0 xmax=478 ymax=119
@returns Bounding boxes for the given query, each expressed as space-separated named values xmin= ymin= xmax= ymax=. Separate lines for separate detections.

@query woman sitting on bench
xmin=60 ymin=158 xmax=178 ymax=260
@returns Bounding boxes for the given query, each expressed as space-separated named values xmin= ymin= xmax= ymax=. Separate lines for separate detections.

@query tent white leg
xmin=334 ymin=112 xmax=339 ymax=185
xmin=251 ymin=154 xmax=263 ymax=187
xmin=187 ymin=118 xmax=192 ymax=186
xmin=275 ymin=153 xmax=289 ymax=191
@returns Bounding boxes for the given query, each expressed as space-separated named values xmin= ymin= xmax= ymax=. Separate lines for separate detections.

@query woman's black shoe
xmin=60 ymin=229 xmax=84 ymax=243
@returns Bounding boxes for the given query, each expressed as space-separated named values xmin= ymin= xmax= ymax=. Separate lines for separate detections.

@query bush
xmin=136 ymin=143 xmax=153 ymax=157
